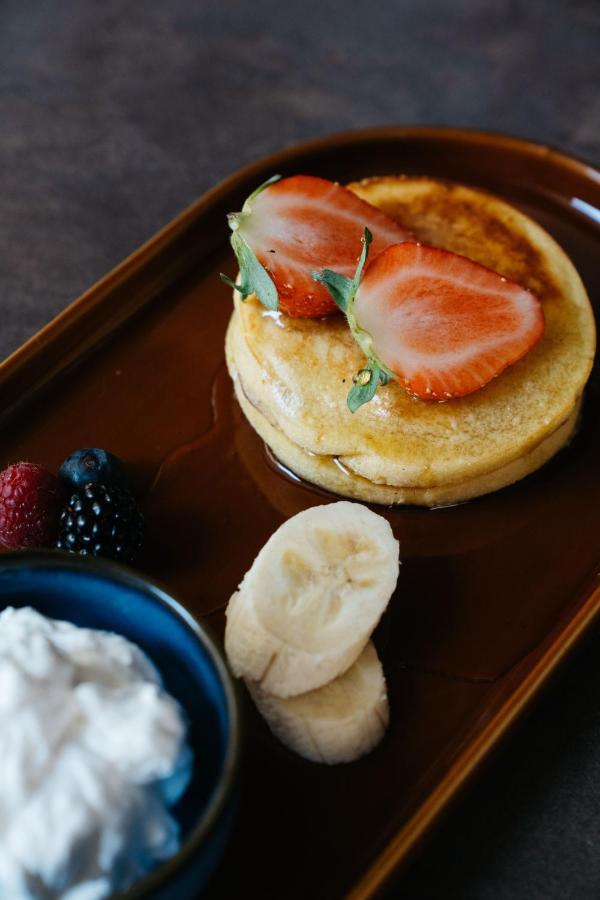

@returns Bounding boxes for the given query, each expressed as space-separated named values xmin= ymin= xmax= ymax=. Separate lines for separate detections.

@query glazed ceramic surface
xmin=0 ymin=128 xmax=598 ymax=899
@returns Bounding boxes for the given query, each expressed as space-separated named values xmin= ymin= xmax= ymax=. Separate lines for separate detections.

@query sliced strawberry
xmin=354 ymin=242 xmax=544 ymax=400
xmin=315 ymin=234 xmax=545 ymax=410
xmin=222 ymin=175 xmax=412 ymax=318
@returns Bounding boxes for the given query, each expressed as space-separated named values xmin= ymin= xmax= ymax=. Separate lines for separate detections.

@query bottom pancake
xmin=228 ymin=335 xmax=580 ymax=506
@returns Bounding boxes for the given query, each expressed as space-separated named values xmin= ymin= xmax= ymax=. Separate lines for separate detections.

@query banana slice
xmin=224 ymin=501 xmax=399 ymax=697
xmin=247 ymin=641 xmax=389 ymax=764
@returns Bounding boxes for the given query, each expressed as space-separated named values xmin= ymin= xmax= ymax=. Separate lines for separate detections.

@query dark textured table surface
xmin=2 ymin=1 xmax=600 ymax=897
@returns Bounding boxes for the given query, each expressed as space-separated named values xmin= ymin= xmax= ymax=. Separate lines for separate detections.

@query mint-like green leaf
xmin=313 ymin=227 xmax=373 ymax=314
xmin=243 ymin=174 xmax=281 ymax=209
xmin=347 ymin=362 xmax=390 ymax=413
xmin=227 ymin=175 xmax=282 ymax=233
xmin=315 ymin=228 xmax=393 ymax=412
xmin=220 ymin=273 xmax=239 ymax=291
xmin=221 ymin=175 xmax=282 ymax=311
xmin=344 ymin=229 xmax=397 ymax=411
xmin=351 ymin=227 xmax=372 ymax=290
xmin=220 ymin=230 xmax=279 ymax=311
xmin=312 ymin=269 xmax=353 ymax=312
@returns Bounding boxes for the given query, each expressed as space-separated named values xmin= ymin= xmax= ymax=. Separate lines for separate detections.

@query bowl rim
xmin=0 ymin=550 xmax=242 ymax=898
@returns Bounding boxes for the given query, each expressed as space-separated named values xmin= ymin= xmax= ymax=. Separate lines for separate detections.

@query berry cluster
xmin=0 ymin=449 xmax=143 ymax=564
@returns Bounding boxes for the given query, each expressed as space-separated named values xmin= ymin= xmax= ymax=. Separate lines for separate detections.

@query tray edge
xmin=2 ymin=125 xmax=600 ymax=900
xmin=2 ymin=126 xmax=599 ymax=381
xmin=348 ymin=577 xmax=600 ymax=899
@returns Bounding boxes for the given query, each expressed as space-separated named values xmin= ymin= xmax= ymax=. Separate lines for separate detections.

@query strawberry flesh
xmin=238 ymin=175 xmax=412 ymax=317
xmin=354 ymin=242 xmax=545 ymax=400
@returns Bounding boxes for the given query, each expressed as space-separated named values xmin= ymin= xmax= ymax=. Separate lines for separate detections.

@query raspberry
xmin=0 ymin=463 xmax=62 ymax=550
xmin=55 ymin=482 xmax=144 ymax=563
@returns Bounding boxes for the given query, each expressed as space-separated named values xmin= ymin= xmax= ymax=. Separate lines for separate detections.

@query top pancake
xmin=230 ymin=176 xmax=595 ymax=492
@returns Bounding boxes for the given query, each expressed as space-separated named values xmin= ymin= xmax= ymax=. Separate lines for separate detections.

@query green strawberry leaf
xmin=226 ymin=174 xmax=282 ymax=232
xmin=315 ymin=228 xmax=394 ymax=413
xmin=220 ymin=174 xmax=282 ymax=312
xmin=351 ymin=227 xmax=372 ymax=289
xmin=347 ymin=361 xmax=391 ymax=413
xmin=220 ymin=230 xmax=279 ymax=311
xmin=314 ymin=226 xmax=373 ymax=314
xmin=243 ymin=174 xmax=282 ymax=209
xmin=312 ymin=269 xmax=353 ymax=312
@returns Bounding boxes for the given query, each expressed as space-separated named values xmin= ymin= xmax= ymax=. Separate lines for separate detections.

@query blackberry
xmin=55 ymin=482 xmax=144 ymax=563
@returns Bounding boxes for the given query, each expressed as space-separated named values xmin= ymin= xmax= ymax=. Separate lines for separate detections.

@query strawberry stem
xmin=314 ymin=229 xmax=394 ymax=413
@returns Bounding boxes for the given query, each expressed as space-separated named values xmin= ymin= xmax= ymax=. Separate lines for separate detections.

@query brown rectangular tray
xmin=1 ymin=127 xmax=599 ymax=899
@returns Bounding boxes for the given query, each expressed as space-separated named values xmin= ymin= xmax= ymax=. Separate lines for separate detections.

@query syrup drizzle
xmin=147 ymin=363 xmax=232 ymax=499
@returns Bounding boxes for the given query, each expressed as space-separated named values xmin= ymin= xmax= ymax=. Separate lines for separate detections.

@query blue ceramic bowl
xmin=0 ymin=552 xmax=241 ymax=899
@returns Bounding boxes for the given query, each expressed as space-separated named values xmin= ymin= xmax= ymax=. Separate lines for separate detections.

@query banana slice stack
xmin=225 ymin=501 xmax=400 ymax=764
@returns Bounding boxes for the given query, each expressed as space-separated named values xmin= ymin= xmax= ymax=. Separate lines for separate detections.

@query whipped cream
xmin=0 ymin=607 xmax=192 ymax=900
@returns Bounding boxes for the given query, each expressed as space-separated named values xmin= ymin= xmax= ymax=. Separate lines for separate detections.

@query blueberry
xmin=58 ymin=448 xmax=129 ymax=490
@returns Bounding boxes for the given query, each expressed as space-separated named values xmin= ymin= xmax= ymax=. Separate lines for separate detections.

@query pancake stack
xmin=226 ymin=177 xmax=595 ymax=506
